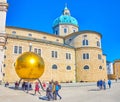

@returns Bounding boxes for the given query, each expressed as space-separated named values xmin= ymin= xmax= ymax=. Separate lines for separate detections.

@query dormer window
xmin=12 ymin=31 xmax=16 ymax=34
xmin=56 ymin=39 xmax=59 ymax=42
xmin=83 ymin=35 xmax=87 ymax=37
xmin=28 ymin=33 xmax=32 ymax=37
xmin=43 ymin=36 xmax=46 ymax=39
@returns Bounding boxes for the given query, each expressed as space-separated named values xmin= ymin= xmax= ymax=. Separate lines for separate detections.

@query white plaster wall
xmin=0 ymin=0 xmax=6 ymax=3
xmin=0 ymin=12 xmax=6 ymax=34
xmin=0 ymin=47 xmax=4 ymax=81
xmin=107 ymin=63 xmax=113 ymax=74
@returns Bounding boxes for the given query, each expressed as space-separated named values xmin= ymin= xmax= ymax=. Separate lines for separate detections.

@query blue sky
xmin=6 ymin=0 xmax=120 ymax=62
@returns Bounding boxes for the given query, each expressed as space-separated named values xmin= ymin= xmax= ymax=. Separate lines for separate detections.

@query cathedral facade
xmin=0 ymin=0 xmax=107 ymax=83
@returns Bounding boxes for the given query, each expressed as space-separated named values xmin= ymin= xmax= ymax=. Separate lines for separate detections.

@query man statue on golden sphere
xmin=15 ymin=52 xmax=45 ymax=81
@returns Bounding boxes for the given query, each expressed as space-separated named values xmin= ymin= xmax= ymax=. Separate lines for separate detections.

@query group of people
xmin=4 ymin=79 xmax=114 ymax=101
xmin=4 ymin=81 xmax=9 ymax=87
xmin=4 ymin=80 xmax=62 ymax=101
xmin=26 ymin=80 xmax=62 ymax=101
xmin=97 ymin=79 xmax=112 ymax=90
xmin=45 ymin=81 xmax=62 ymax=101
xmin=21 ymin=81 xmax=32 ymax=92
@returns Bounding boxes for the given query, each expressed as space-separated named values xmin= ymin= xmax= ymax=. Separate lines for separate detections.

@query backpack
xmin=58 ymin=85 xmax=61 ymax=90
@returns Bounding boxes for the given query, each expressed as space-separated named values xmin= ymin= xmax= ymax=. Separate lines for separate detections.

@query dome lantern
xmin=62 ymin=4 xmax=70 ymax=16
xmin=52 ymin=4 xmax=79 ymax=36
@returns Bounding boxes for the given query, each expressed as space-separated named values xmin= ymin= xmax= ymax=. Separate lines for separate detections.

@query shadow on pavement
xmin=39 ymin=96 xmax=49 ymax=101
xmin=88 ymin=89 xmax=100 ymax=91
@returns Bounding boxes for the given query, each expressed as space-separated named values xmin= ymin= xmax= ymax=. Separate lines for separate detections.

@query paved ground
xmin=0 ymin=81 xmax=120 ymax=102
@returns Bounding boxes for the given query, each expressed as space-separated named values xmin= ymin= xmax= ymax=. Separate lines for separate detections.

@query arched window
xmin=82 ymin=39 xmax=88 ymax=46
xmin=97 ymin=41 xmax=100 ymax=47
xmin=98 ymin=54 xmax=102 ymax=60
xmin=83 ymin=53 xmax=89 ymax=59
xmin=55 ymin=30 xmax=58 ymax=35
xmin=99 ymin=66 xmax=102 ymax=69
xmin=52 ymin=64 xmax=57 ymax=69
xmin=3 ymin=64 xmax=6 ymax=67
xmin=83 ymin=65 xmax=89 ymax=70
xmin=64 ymin=28 xmax=67 ymax=33
xmin=66 ymin=66 xmax=71 ymax=70
xmin=4 ymin=55 xmax=6 ymax=58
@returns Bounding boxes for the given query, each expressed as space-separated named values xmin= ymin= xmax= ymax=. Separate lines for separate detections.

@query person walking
xmin=42 ymin=82 xmax=46 ymax=90
xmin=99 ymin=80 xmax=103 ymax=90
xmin=52 ymin=82 xmax=56 ymax=100
xmin=97 ymin=80 xmax=100 ymax=89
xmin=108 ymin=79 xmax=112 ymax=88
xmin=46 ymin=81 xmax=53 ymax=101
xmin=22 ymin=81 xmax=25 ymax=91
xmin=34 ymin=82 xmax=41 ymax=95
xmin=26 ymin=81 xmax=31 ymax=93
xmin=102 ymin=79 xmax=106 ymax=90
xmin=15 ymin=81 xmax=19 ymax=89
xmin=55 ymin=81 xmax=62 ymax=100
xmin=5 ymin=82 xmax=9 ymax=87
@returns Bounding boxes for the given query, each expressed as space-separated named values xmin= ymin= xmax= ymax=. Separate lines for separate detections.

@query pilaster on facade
xmin=0 ymin=41 xmax=6 ymax=82
xmin=0 ymin=34 xmax=7 ymax=47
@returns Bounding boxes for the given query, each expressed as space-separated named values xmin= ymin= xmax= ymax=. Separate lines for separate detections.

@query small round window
xmin=52 ymin=64 xmax=57 ymax=69
xmin=66 ymin=66 xmax=71 ymax=70
xmin=83 ymin=65 xmax=89 ymax=70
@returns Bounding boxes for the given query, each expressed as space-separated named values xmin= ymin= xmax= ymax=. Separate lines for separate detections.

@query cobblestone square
xmin=0 ymin=81 xmax=120 ymax=102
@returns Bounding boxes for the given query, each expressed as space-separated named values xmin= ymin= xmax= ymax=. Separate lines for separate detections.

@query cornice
xmin=75 ymin=47 xmax=102 ymax=51
xmin=64 ymin=30 xmax=102 ymax=39
xmin=0 ymin=2 xmax=8 ymax=11
xmin=6 ymin=34 xmax=74 ymax=49
xmin=6 ymin=26 xmax=64 ymax=39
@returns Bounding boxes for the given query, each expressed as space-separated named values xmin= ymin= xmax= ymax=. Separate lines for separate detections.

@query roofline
xmin=52 ymin=23 xmax=79 ymax=28
xmin=114 ymin=60 xmax=120 ymax=62
xmin=6 ymin=26 xmax=64 ymax=39
xmin=103 ymin=54 xmax=107 ymax=56
xmin=75 ymin=47 xmax=102 ymax=51
xmin=64 ymin=30 xmax=102 ymax=39
xmin=6 ymin=34 xmax=74 ymax=49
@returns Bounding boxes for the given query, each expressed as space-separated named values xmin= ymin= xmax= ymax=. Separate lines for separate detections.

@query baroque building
xmin=0 ymin=0 xmax=107 ymax=82
xmin=0 ymin=0 xmax=8 ymax=83
xmin=113 ymin=60 xmax=120 ymax=80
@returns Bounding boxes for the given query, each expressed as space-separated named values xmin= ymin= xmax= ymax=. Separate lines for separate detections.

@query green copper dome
xmin=53 ymin=6 xmax=78 ymax=27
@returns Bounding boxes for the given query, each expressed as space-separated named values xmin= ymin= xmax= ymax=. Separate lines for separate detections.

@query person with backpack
xmin=55 ymin=81 xmax=62 ymax=100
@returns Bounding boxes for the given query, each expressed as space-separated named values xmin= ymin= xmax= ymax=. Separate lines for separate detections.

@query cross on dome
xmin=62 ymin=3 xmax=70 ymax=15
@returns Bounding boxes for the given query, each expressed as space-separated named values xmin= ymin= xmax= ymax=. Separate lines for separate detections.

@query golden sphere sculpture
xmin=15 ymin=52 xmax=45 ymax=81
